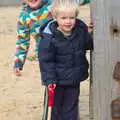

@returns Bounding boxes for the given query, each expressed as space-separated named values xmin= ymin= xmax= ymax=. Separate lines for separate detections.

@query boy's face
xmin=26 ymin=0 xmax=43 ymax=9
xmin=56 ymin=11 xmax=76 ymax=35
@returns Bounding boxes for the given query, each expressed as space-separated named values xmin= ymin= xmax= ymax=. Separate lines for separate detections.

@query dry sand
xmin=0 ymin=5 xmax=91 ymax=120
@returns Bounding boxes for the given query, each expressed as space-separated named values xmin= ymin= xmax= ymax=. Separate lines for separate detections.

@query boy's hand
xmin=48 ymin=84 xmax=56 ymax=91
xmin=13 ymin=68 xmax=22 ymax=76
xmin=88 ymin=22 xmax=94 ymax=33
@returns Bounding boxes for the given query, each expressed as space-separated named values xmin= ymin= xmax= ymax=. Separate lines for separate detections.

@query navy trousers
xmin=51 ymin=86 xmax=80 ymax=120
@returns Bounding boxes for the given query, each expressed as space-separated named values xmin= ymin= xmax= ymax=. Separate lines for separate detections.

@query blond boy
xmin=38 ymin=0 xmax=93 ymax=119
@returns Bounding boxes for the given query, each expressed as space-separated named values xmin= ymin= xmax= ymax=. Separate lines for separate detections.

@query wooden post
xmin=91 ymin=0 xmax=120 ymax=120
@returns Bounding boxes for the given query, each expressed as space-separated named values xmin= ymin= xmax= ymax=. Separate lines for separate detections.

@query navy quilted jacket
xmin=38 ymin=19 xmax=93 ymax=86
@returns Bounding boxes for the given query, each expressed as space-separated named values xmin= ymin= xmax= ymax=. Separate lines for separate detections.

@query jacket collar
xmin=22 ymin=0 xmax=51 ymax=12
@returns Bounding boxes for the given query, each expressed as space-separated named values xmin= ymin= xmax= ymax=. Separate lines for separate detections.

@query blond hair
xmin=51 ymin=0 xmax=79 ymax=18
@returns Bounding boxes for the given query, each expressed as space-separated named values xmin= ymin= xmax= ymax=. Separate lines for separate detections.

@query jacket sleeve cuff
xmin=45 ymin=80 xmax=57 ymax=86
xmin=14 ymin=61 xmax=23 ymax=70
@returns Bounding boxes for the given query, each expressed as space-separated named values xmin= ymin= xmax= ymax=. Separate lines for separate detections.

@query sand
xmin=0 ymin=5 xmax=91 ymax=120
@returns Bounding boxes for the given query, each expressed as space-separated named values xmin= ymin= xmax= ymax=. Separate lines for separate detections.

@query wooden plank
xmin=92 ymin=0 xmax=120 ymax=119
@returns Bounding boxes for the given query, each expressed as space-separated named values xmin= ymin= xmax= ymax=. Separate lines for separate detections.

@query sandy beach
xmin=0 ymin=5 xmax=91 ymax=120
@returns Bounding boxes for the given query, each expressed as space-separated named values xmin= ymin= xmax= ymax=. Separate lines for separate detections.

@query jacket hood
xmin=40 ymin=19 xmax=56 ymax=36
